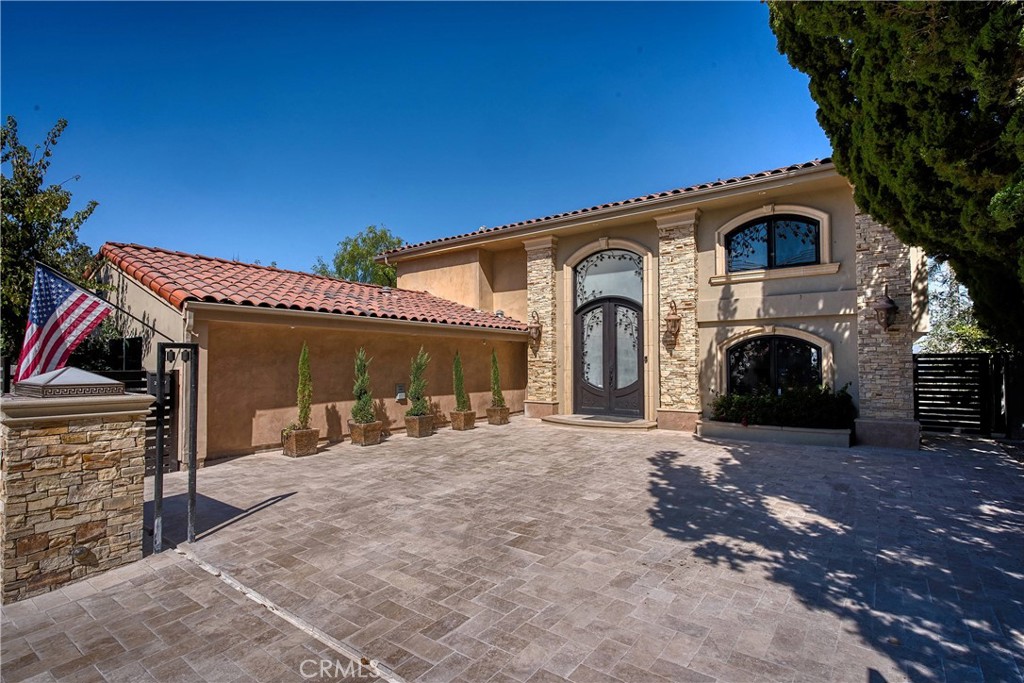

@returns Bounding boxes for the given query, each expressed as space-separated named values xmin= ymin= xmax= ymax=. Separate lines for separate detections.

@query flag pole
xmin=35 ymin=261 xmax=178 ymax=343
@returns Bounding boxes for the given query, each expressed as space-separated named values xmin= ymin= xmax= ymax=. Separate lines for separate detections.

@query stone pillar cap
xmin=14 ymin=367 xmax=125 ymax=398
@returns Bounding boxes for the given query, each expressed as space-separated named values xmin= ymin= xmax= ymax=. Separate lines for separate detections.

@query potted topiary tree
xmin=282 ymin=342 xmax=319 ymax=456
xmin=487 ymin=349 xmax=510 ymax=425
xmin=405 ymin=346 xmax=433 ymax=437
xmin=349 ymin=347 xmax=383 ymax=446
xmin=449 ymin=351 xmax=475 ymax=430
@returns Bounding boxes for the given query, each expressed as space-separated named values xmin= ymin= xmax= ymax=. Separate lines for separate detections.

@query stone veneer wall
xmin=656 ymin=210 xmax=701 ymax=429
xmin=524 ymin=237 xmax=559 ymax=415
xmin=854 ymin=211 xmax=920 ymax=448
xmin=1 ymin=395 xmax=152 ymax=603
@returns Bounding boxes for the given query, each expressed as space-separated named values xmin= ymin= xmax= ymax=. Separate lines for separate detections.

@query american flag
xmin=15 ymin=265 xmax=113 ymax=382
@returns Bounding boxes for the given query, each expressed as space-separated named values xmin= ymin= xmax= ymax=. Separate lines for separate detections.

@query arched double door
xmin=573 ymin=249 xmax=643 ymax=417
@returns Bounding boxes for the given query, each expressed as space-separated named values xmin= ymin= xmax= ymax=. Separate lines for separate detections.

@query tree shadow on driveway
xmin=647 ymin=437 xmax=1024 ymax=682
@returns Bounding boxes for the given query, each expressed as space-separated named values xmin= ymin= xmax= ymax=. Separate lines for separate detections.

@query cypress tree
xmin=351 ymin=347 xmax=375 ymax=424
xmin=297 ymin=342 xmax=312 ymax=430
xmin=406 ymin=347 xmax=430 ymax=417
xmin=453 ymin=351 xmax=470 ymax=412
xmin=490 ymin=349 xmax=506 ymax=408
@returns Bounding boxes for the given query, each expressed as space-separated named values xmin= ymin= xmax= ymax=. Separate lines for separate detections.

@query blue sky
xmin=2 ymin=2 xmax=830 ymax=272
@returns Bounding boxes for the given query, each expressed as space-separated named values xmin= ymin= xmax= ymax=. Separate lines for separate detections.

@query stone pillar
xmin=1 ymin=391 xmax=154 ymax=603
xmin=854 ymin=211 xmax=921 ymax=449
xmin=523 ymin=236 xmax=559 ymax=417
xmin=656 ymin=209 xmax=701 ymax=431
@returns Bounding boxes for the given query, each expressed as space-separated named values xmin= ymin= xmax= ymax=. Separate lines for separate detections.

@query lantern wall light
xmin=869 ymin=285 xmax=899 ymax=331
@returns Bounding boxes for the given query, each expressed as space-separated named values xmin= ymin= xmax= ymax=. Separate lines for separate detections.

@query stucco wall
xmin=396 ymin=248 xmax=528 ymax=323
xmin=96 ymin=264 xmax=186 ymax=368
xmin=204 ymin=320 xmax=527 ymax=458
xmin=694 ymin=182 xmax=863 ymax=412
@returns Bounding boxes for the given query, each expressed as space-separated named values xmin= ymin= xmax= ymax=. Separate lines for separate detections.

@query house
xmin=96 ymin=244 xmax=528 ymax=464
xmin=379 ymin=159 xmax=927 ymax=449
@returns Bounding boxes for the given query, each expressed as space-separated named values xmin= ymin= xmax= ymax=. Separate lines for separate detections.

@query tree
xmin=297 ymin=342 xmax=313 ymax=430
xmin=490 ymin=349 xmax=506 ymax=408
xmin=351 ymin=347 xmax=375 ymax=424
xmin=406 ymin=347 xmax=430 ymax=417
xmin=768 ymin=2 xmax=1024 ymax=346
xmin=313 ymin=225 xmax=405 ymax=287
xmin=919 ymin=260 xmax=1008 ymax=353
xmin=452 ymin=351 xmax=470 ymax=412
xmin=1 ymin=117 xmax=98 ymax=358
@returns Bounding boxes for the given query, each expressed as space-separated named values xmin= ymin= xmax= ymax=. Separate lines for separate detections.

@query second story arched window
xmin=725 ymin=214 xmax=820 ymax=273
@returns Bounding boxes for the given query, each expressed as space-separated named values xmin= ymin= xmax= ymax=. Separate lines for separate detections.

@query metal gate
xmin=913 ymin=353 xmax=1009 ymax=436
xmin=95 ymin=369 xmax=179 ymax=474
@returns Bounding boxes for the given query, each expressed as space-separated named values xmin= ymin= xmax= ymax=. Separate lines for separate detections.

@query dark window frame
xmin=725 ymin=214 xmax=821 ymax=273
xmin=727 ymin=335 xmax=822 ymax=395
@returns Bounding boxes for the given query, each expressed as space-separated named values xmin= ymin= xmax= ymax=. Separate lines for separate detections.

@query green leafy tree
xmin=406 ymin=346 xmax=430 ymax=417
xmin=1 ymin=117 xmax=98 ymax=358
xmin=919 ymin=260 xmax=1008 ymax=353
xmin=490 ymin=349 xmax=506 ymax=408
xmin=297 ymin=342 xmax=312 ymax=430
xmin=768 ymin=2 xmax=1024 ymax=346
xmin=351 ymin=347 xmax=375 ymax=424
xmin=452 ymin=351 xmax=470 ymax=412
xmin=313 ymin=225 xmax=405 ymax=286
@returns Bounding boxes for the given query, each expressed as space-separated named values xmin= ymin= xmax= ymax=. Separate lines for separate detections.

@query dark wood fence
xmin=913 ymin=353 xmax=1019 ymax=437
xmin=97 ymin=369 xmax=179 ymax=475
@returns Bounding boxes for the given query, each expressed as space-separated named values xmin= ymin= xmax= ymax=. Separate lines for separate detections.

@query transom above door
xmin=573 ymin=250 xmax=644 ymax=417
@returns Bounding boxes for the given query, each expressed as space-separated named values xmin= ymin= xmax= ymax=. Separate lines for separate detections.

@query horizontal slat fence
xmin=914 ymin=354 xmax=990 ymax=434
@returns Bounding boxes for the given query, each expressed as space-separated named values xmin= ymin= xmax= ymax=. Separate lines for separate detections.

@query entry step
xmin=541 ymin=414 xmax=658 ymax=430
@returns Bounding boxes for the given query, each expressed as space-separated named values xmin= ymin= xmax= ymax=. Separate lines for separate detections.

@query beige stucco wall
xmin=396 ymin=247 xmax=528 ymax=323
xmin=203 ymin=318 xmax=527 ymax=459
xmin=694 ymin=182 xmax=863 ymax=412
xmin=95 ymin=264 xmax=187 ymax=368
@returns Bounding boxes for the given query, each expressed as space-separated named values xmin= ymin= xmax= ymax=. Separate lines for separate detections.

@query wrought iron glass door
xmin=573 ymin=249 xmax=644 ymax=418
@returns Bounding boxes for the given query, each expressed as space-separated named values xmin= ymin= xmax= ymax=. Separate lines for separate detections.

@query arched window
xmin=725 ymin=214 xmax=820 ymax=273
xmin=574 ymin=249 xmax=643 ymax=308
xmin=727 ymin=335 xmax=822 ymax=395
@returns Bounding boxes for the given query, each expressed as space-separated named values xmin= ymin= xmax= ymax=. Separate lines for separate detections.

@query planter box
xmin=486 ymin=407 xmax=510 ymax=425
xmin=450 ymin=411 xmax=476 ymax=431
xmin=405 ymin=415 xmax=433 ymax=438
xmin=282 ymin=428 xmax=319 ymax=457
xmin=348 ymin=420 xmax=382 ymax=446
xmin=696 ymin=420 xmax=851 ymax=448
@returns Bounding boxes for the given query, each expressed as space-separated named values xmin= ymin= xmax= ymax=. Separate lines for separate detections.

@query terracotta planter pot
xmin=282 ymin=428 xmax=319 ymax=457
xmin=449 ymin=411 xmax=476 ymax=431
xmin=486 ymin=407 xmax=510 ymax=425
xmin=348 ymin=420 xmax=383 ymax=446
xmin=405 ymin=415 xmax=433 ymax=438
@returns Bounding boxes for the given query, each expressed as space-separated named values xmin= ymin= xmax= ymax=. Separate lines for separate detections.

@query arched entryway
xmin=573 ymin=249 xmax=644 ymax=417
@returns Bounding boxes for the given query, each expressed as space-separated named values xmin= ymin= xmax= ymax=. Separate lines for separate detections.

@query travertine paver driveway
xmin=4 ymin=419 xmax=1024 ymax=683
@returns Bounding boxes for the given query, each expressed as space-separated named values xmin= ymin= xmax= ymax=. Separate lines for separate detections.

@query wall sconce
xmin=664 ymin=300 xmax=682 ymax=342
xmin=527 ymin=311 xmax=543 ymax=349
xmin=869 ymin=285 xmax=899 ymax=331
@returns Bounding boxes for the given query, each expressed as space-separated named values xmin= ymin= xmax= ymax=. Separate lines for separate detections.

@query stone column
xmin=854 ymin=211 xmax=921 ymax=449
xmin=523 ymin=236 xmax=559 ymax=417
xmin=1 ymin=391 xmax=154 ymax=603
xmin=656 ymin=209 xmax=701 ymax=431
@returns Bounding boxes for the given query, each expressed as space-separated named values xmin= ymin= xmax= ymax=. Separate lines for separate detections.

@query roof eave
xmin=378 ymin=161 xmax=839 ymax=263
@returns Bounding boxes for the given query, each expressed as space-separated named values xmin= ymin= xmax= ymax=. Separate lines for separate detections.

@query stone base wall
xmin=2 ymin=394 xmax=152 ymax=603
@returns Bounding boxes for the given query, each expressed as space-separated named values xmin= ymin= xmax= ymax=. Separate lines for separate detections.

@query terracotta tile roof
xmin=99 ymin=243 xmax=527 ymax=331
xmin=382 ymin=158 xmax=833 ymax=258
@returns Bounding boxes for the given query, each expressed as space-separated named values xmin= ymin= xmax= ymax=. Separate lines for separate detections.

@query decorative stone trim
xmin=656 ymin=209 xmax=700 ymax=412
xmin=712 ymin=203 xmax=833 ymax=278
xmin=854 ymin=211 xmax=917 ymax=427
xmin=524 ymin=236 xmax=558 ymax=405
xmin=708 ymin=262 xmax=840 ymax=286
xmin=714 ymin=326 xmax=836 ymax=394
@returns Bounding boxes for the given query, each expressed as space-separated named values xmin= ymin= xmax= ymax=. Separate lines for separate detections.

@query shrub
xmin=453 ymin=351 xmax=470 ymax=412
xmin=490 ymin=349 xmax=506 ymax=408
xmin=710 ymin=384 xmax=856 ymax=430
xmin=297 ymin=342 xmax=312 ymax=430
xmin=351 ymin=347 xmax=375 ymax=424
xmin=406 ymin=346 xmax=430 ymax=417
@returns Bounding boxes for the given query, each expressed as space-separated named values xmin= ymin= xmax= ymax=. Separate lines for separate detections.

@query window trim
xmin=712 ymin=204 xmax=833 ymax=285
xmin=726 ymin=334 xmax=822 ymax=395
xmin=715 ymin=326 xmax=835 ymax=395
